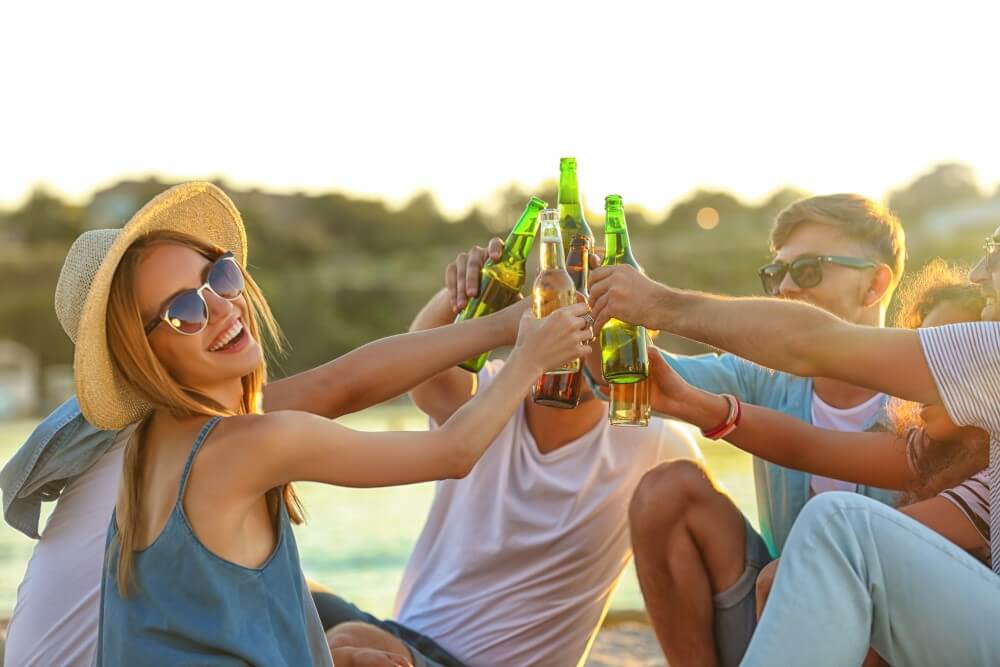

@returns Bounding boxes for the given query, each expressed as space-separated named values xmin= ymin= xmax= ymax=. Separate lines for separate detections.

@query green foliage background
xmin=2 ymin=163 xmax=996 ymax=406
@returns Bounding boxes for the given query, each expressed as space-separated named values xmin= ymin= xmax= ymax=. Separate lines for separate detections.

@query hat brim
xmin=74 ymin=182 xmax=247 ymax=429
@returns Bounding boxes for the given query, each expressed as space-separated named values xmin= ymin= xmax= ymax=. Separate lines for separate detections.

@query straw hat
xmin=55 ymin=182 xmax=247 ymax=429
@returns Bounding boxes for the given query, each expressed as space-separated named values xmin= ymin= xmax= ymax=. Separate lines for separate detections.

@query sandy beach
xmin=587 ymin=618 xmax=667 ymax=667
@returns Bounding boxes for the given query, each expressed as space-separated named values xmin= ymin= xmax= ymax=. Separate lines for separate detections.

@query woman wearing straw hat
xmin=53 ymin=182 xmax=591 ymax=666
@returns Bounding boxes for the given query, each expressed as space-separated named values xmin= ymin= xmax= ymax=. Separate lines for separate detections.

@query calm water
xmin=0 ymin=405 xmax=757 ymax=618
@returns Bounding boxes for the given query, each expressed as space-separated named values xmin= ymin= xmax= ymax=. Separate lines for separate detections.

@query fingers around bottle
xmin=589 ymin=265 xmax=612 ymax=284
xmin=561 ymin=302 xmax=591 ymax=318
xmin=445 ymin=263 xmax=459 ymax=311
xmin=488 ymin=237 xmax=504 ymax=261
xmin=453 ymin=252 xmax=469 ymax=308
xmin=465 ymin=248 xmax=484 ymax=297
xmin=590 ymin=293 xmax=610 ymax=331
xmin=589 ymin=248 xmax=604 ymax=269
xmin=588 ymin=273 xmax=610 ymax=304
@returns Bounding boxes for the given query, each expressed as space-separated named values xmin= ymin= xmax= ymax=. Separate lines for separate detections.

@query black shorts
xmin=312 ymin=592 xmax=465 ymax=667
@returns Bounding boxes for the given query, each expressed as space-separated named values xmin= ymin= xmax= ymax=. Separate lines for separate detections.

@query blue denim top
xmin=1 ymin=397 xmax=117 ymax=538
xmin=96 ymin=417 xmax=331 ymax=667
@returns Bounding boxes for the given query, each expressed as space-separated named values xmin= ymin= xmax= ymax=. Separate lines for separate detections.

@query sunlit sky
xmin=4 ymin=1 xmax=1000 ymax=216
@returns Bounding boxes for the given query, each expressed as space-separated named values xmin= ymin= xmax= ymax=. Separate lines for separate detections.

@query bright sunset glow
xmin=3 ymin=1 xmax=1000 ymax=215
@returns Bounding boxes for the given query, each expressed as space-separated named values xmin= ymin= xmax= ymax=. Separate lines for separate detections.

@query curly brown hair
xmin=892 ymin=258 xmax=985 ymax=330
xmin=888 ymin=259 xmax=984 ymax=436
xmin=886 ymin=258 xmax=986 ymax=502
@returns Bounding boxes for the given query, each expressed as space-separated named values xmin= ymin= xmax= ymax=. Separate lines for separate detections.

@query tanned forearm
xmin=670 ymin=385 xmax=915 ymax=490
xmin=410 ymin=288 xmax=459 ymax=333
xmin=646 ymin=286 xmax=940 ymax=405
xmin=262 ymin=294 xmax=516 ymax=419
xmin=652 ymin=287 xmax=849 ymax=378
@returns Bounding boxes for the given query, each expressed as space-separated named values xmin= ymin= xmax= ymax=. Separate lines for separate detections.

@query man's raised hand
xmin=588 ymin=264 xmax=668 ymax=331
xmin=445 ymin=238 xmax=504 ymax=312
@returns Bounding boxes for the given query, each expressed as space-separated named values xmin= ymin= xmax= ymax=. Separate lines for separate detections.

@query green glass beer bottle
xmin=530 ymin=158 xmax=595 ymax=406
xmin=532 ymin=209 xmax=579 ymax=375
xmin=609 ymin=377 xmax=651 ymax=426
xmin=609 ymin=324 xmax=653 ymax=426
xmin=456 ymin=196 xmax=547 ymax=372
xmin=557 ymin=157 xmax=595 ymax=257
xmin=600 ymin=194 xmax=648 ymax=384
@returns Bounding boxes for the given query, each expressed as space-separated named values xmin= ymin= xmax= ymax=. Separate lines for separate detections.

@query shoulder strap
xmin=176 ymin=416 xmax=224 ymax=506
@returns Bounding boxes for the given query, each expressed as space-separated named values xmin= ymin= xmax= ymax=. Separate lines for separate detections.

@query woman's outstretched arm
xmin=233 ymin=305 xmax=593 ymax=490
xmin=262 ymin=291 xmax=525 ymax=419
xmin=646 ymin=350 xmax=917 ymax=490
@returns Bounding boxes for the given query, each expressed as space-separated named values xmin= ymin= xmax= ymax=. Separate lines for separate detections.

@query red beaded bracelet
xmin=701 ymin=393 xmax=742 ymax=440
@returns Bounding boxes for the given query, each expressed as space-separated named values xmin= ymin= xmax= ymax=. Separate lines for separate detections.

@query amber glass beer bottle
xmin=531 ymin=235 xmax=589 ymax=407
xmin=456 ymin=196 xmax=547 ymax=372
xmin=600 ymin=194 xmax=648 ymax=384
xmin=531 ymin=209 xmax=579 ymax=374
xmin=531 ymin=158 xmax=594 ymax=406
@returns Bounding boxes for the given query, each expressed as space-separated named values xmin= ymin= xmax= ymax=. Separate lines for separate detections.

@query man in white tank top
xmin=320 ymin=244 xmax=702 ymax=667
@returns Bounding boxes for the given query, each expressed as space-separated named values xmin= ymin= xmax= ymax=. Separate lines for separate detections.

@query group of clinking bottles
xmin=454 ymin=157 xmax=651 ymax=427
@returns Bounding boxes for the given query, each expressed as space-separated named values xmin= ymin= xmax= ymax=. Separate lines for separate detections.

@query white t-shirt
xmin=394 ymin=360 xmax=702 ymax=667
xmin=5 ymin=427 xmax=131 ymax=667
xmin=809 ymin=391 xmax=884 ymax=495
xmin=919 ymin=322 xmax=1000 ymax=573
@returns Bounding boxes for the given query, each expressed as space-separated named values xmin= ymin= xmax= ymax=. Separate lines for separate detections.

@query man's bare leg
xmin=630 ymin=459 xmax=752 ymax=667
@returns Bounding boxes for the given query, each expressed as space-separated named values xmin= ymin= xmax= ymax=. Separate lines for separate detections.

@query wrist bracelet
xmin=701 ymin=393 xmax=742 ymax=440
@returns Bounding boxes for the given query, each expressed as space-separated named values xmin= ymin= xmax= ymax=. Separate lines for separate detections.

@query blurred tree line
xmin=1 ymin=163 xmax=997 ymax=406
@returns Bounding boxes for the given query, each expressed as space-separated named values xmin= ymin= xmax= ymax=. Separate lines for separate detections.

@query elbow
xmin=444 ymin=450 xmax=476 ymax=479
xmin=783 ymin=328 xmax=824 ymax=378
xmin=436 ymin=424 xmax=479 ymax=479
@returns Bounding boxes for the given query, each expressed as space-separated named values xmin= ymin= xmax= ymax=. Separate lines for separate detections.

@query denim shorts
xmin=712 ymin=517 xmax=774 ymax=667
xmin=312 ymin=592 xmax=465 ymax=667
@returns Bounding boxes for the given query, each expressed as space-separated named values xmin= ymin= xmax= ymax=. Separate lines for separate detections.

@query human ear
xmin=863 ymin=265 xmax=893 ymax=307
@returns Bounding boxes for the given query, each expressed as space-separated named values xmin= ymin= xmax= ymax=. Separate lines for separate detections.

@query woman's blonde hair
xmin=105 ymin=230 xmax=304 ymax=596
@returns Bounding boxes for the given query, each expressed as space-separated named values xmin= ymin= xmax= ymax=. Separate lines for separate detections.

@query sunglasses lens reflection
xmin=210 ymin=258 xmax=244 ymax=300
xmin=790 ymin=259 xmax=823 ymax=288
xmin=165 ymin=291 xmax=209 ymax=334
xmin=760 ymin=264 xmax=785 ymax=295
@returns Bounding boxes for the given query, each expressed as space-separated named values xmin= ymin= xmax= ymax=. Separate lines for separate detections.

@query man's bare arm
xmin=407 ymin=288 xmax=485 ymax=425
xmin=589 ymin=264 xmax=941 ymax=405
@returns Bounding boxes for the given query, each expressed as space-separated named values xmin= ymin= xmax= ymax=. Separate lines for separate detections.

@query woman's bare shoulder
xmin=212 ymin=410 xmax=339 ymax=451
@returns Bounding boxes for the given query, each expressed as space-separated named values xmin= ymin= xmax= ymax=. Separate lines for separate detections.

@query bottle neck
xmin=501 ymin=229 xmax=537 ymax=265
xmin=500 ymin=203 xmax=544 ymax=265
xmin=540 ymin=238 xmax=567 ymax=270
xmin=558 ymin=168 xmax=592 ymax=242
xmin=566 ymin=239 xmax=590 ymax=295
xmin=604 ymin=215 xmax=637 ymax=267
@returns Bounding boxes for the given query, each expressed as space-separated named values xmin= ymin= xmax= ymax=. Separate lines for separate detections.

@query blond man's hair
xmin=770 ymin=194 xmax=907 ymax=288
